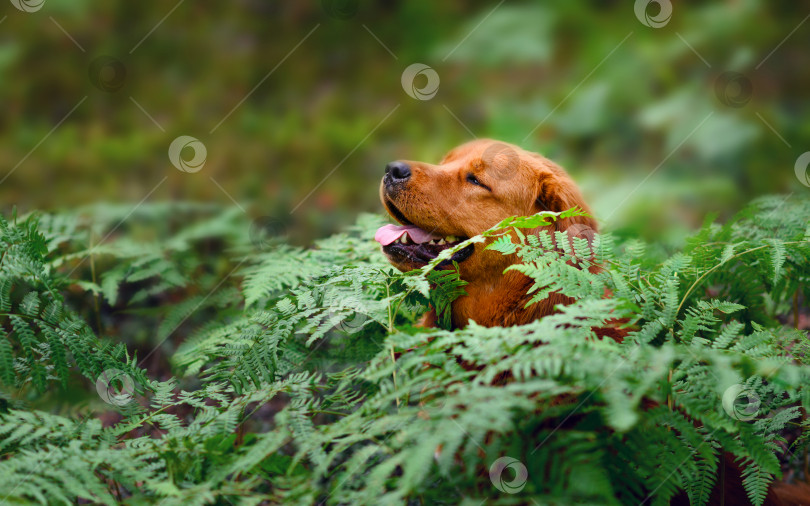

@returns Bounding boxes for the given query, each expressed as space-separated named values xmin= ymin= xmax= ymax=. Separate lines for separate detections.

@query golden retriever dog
xmin=375 ymin=139 xmax=810 ymax=505
xmin=375 ymin=138 xmax=597 ymax=329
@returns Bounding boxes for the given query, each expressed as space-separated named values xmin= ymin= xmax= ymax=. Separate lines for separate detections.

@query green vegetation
xmin=2 ymin=1 xmax=810 ymax=504
xmin=2 ymin=2 xmax=808 ymax=241
xmin=1 ymin=195 xmax=808 ymax=504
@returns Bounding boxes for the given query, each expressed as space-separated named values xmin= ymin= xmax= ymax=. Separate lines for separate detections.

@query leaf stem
xmin=385 ymin=281 xmax=399 ymax=408
xmin=674 ymin=241 xmax=805 ymax=319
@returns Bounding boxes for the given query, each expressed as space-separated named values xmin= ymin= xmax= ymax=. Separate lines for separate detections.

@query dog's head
xmin=375 ymin=139 xmax=597 ymax=327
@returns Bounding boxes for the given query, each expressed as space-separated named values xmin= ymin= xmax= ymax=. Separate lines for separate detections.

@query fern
xmin=0 ymin=197 xmax=808 ymax=504
xmin=425 ymin=265 xmax=467 ymax=329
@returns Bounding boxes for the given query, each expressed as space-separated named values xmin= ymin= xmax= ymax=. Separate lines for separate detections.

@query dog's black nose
xmin=385 ymin=161 xmax=411 ymax=182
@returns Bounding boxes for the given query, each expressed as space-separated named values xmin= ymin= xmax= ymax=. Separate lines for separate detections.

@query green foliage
xmin=1 ymin=197 xmax=809 ymax=505
xmin=4 ymin=2 xmax=807 ymax=246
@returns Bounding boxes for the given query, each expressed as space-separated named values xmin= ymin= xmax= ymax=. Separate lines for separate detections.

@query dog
xmin=375 ymin=138 xmax=597 ymax=329
xmin=375 ymin=139 xmax=810 ymax=505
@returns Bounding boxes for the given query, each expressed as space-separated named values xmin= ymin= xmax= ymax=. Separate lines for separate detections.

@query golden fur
xmin=379 ymin=139 xmax=596 ymax=328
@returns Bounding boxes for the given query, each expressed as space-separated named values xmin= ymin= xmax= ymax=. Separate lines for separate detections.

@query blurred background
xmin=1 ymin=0 xmax=809 ymax=245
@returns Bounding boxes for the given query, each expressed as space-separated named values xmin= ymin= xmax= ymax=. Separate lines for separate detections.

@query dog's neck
xmin=447 ymin=229 xmax=583 ymax=329
xmin=449 ymin=270 xmax=573 ymax=329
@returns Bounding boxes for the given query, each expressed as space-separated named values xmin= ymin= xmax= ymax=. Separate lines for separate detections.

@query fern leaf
xmin=766 ymin=238 xmax=786 ymax=284
xmin=0 ymin=327 xmax=15 ymax=385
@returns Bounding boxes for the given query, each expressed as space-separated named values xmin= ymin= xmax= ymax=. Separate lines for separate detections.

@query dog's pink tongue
xmin=375 ymin=224 xmax=438 ymax=246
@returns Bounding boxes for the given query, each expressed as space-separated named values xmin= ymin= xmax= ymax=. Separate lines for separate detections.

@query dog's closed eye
xmin=466 ymin=173 xmax=491 ymax=191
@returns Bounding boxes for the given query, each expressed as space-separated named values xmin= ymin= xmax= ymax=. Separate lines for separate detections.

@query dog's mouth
xmin=376 ymin=201 xmax=473 ymax=267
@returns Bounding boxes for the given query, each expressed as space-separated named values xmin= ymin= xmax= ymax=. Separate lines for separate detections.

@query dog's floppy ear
xmin=533 ymin=160 xmax=598 ymax=235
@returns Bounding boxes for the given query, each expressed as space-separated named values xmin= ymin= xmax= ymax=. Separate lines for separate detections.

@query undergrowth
xmin=0 ymin=195 xmax=809 ymax=505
